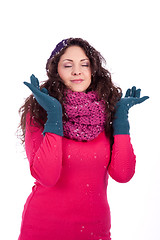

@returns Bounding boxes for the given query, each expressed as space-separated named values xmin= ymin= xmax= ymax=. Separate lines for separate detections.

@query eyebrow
xmin=63 ymin=58 xmax=89 ymax=62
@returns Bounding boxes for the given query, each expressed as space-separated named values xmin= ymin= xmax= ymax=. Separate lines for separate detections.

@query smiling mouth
xmin=70 ymin=79 xmax=84 ymax=84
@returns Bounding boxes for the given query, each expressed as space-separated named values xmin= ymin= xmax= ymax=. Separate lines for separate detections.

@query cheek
xmin=85 ymin=69 xmax=92 ymax=80
xmin=58 ymin=71 xmax=64 ymax=81
xmin=57 ymin=65 xmax=63 ymax=78
xmin=58 ymin=66 xmax=69 ymax=83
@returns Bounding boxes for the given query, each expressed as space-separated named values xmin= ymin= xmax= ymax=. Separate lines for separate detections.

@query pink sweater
xmin=18 ymin=115 xmax=136 ymax=240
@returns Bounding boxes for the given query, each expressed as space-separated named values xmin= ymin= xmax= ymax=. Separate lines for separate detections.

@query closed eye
xmin=82 ymin=64 xmax=89 ymax=67
xmin=64 ymin=65 xmax=72 ymax=68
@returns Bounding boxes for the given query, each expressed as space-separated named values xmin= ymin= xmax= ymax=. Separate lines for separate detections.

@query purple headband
xmin=49 ymin=39 xmax=68 ymax=59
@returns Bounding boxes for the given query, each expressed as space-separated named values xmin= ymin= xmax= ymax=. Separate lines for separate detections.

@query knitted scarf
xmin=63 ymin=89 xmax=106 ymax=141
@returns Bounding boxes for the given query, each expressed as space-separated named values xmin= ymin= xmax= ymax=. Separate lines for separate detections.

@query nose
xmin=72 ymin=66 xmax=81 ymax=76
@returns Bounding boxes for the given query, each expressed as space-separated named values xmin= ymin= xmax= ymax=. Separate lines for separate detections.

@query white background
xmin=0 ymin=0 xmax=159 ymax=239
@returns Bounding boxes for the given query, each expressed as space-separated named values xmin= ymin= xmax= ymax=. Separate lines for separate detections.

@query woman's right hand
xmin=24 ymin=74 xmax=63 ymax=136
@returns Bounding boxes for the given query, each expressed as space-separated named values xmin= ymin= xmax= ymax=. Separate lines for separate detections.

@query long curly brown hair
xmin=18 ymin=38 xmax=122 ymax=145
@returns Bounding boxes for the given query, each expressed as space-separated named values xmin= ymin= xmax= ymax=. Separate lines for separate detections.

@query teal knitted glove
xmin=113 ymin=86 xmax=149 ymax=135
xmin=24 ymin=74 xmax=63 ymax=136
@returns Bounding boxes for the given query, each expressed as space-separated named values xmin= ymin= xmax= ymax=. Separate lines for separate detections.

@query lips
xmin=70 ymin=79 xmax=84 ymax=84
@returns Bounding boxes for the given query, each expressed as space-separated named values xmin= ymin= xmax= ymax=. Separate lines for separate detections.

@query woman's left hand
xmin=113 ymin=86 xmax=149 ymax=135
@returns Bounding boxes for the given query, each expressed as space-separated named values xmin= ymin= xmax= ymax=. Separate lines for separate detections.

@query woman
xmin=18 ymin=38 xmax=149 ymax=240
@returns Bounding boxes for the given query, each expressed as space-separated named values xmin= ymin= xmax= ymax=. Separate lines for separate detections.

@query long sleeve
xmin=108 ymin=135 xmax=136 ymax=183
xmin=25 ymin=114 xmax=63 ymax=187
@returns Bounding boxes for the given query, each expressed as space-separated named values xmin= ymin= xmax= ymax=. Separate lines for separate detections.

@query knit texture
xmin=63 ymin=89 xmax=106 ymax=141
xmin=18 ymin=114 xmax=136 ymax=240
xmin=49 ymin=39 xmax=68 ymax=59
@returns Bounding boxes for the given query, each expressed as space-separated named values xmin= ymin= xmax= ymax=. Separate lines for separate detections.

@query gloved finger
xmin=30 ymin=74 xmax=39 ymax=89
xmin=135 ymin=88 xmax=141 ymax=98
xmin=24 ymin=81 xmax=32 ymax=89
xmin=41 ymin=88 xmax=48 ymax=95
xmin=135 ymin=96 xmax=149 ymax=104
xmin=125 ymin=88 xmax=131 ymax=97
xmin=24 ymin=81 xmax=40 ymax=96
xmin=131 ymin=86 xmax=136 ymax=97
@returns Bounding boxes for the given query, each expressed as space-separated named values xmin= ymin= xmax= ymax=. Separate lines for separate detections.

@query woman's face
xmin=57 ymin=46 xmax=92 ymax=92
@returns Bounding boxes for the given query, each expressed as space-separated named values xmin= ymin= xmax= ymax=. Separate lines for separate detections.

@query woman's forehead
xmin=60 ymin=46 xmax=89 ymax=61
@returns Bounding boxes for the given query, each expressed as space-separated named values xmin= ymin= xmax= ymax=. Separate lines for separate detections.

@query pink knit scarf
xmin=63 ymin=89 xmax=106 ymax=141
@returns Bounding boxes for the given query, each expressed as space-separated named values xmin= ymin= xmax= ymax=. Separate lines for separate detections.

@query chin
xmin=69 ymin=84 xmax=91 ymax=93
xmin=69 ymin=87 xmax=88 ymax=92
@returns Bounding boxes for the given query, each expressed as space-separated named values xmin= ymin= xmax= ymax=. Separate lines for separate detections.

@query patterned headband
xmin=49 ymin=39 xmax=68 ymax=59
